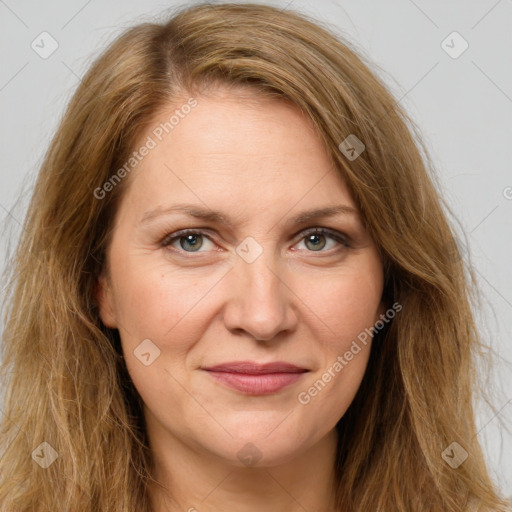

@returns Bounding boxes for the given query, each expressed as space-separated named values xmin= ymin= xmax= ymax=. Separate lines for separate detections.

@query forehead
xmin=118 ymin=88 xmax=357 ymax=221
xmin=155 ymin=88 xmax=328 ymax=159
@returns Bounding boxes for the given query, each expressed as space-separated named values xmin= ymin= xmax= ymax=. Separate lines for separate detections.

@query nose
xmin=222 ymin=247 xmax=298 ymax=342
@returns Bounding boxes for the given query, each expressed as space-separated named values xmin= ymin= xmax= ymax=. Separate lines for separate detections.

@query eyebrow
xmin=140 ymin=203 xmax=359 ymax=228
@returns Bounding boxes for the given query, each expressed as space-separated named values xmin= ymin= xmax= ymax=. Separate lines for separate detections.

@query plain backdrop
xmin=0 ymin=0 xmax=511 ymax=497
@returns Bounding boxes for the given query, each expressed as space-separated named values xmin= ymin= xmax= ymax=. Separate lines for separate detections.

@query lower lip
xmin=205 ymin=371 xmax=306 ymax=395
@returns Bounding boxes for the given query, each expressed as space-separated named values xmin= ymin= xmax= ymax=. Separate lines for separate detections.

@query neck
xmin=146 ymin=415 xmax=339 ymax=512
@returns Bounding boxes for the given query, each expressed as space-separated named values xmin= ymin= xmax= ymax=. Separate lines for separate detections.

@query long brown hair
xmin=1 ymin=3 xmax=510 ymax=511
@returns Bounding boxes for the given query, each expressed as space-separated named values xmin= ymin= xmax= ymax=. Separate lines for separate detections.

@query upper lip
xmin=202 ymin=361 xmax=309 ymax=374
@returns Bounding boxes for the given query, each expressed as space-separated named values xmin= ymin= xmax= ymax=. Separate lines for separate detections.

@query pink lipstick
xmin=202 ymin=361 xmax=308 ymax=395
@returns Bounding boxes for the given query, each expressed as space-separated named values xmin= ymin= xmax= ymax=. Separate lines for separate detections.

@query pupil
xmin=181 ymin=234 xmax=202 ymax=251
xmin=306 ymin=234 xmax=325 ymax=251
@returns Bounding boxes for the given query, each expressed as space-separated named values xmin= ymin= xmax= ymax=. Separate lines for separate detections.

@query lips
xmin=202 ymin=361 xmax=309 ymax=395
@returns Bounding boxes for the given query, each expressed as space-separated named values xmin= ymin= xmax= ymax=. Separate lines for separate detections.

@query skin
xmin=96 ymin=87 xmax=385 ymax=512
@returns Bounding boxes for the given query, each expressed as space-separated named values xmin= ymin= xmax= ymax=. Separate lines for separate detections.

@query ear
xmin=94 ymin=270 xmax=118 ymax=329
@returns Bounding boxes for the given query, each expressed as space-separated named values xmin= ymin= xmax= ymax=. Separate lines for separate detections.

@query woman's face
xmin=96 ymin=88 xmax=385 ymax=468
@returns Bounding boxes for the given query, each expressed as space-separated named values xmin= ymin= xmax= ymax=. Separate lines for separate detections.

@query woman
xmin=0 ymin=2 xmax=510 ymax=511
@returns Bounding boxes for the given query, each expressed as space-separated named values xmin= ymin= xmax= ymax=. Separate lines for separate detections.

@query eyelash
xmin=160 ymin=227 xmax=351 ymax=255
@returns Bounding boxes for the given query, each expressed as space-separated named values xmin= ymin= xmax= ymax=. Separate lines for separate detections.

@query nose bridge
xmin=239 ymin=243 xmax=280 ymax=297
xmin=223 ymin=237 xmax=296 ymax=341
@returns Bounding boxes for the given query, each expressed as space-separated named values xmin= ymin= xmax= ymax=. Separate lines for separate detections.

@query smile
xmin=202 ymin=361 xmax=309 ymax=395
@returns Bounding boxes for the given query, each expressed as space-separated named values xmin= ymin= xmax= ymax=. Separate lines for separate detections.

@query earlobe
xmin=94 ymin=272 xmax=118 ymax=328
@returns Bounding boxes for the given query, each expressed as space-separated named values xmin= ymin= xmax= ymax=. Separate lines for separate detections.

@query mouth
xmin=201 ymin=361 xmax=309 ymax=395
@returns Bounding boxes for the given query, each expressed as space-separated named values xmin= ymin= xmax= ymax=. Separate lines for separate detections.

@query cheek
xmin=291 ymin=266 xmax=381 ymax=416
xmin=111 ymin=256 xmax=217 ymax=340
xmin=293 ymin=265 xmax=383 ymax=348
xmin=110 ymin=261 xmax=213 ymax=412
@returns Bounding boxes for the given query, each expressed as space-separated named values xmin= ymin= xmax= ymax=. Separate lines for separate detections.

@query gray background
xmin=1 ymin=0 xmax=511 ymax=496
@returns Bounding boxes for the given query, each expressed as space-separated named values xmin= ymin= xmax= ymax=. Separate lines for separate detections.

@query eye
xmin=161 ymin=227 xmax=350 ymax=254
xmin=293 ymin=227 xmax=351 ymax=252
xmin=162 ymin=230 xmax=215 ymax=253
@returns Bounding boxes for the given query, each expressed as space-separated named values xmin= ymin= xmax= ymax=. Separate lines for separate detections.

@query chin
xmin=204 ymin=421 xmax=316 ymax=469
